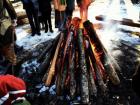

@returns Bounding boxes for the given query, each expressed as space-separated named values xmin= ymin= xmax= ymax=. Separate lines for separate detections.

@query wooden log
xmin=88 ymin=45 xmax=107 ymax=95
xmin=39 ymin=36 xmax=60 ymax=79
xmin=119 ymin=28 xmax=140 ymax=37
xmin=88 ymin=56 xmax=97 ymax=97
xmin=45 ymin=33 xmax=64 ymax=86
xmin=77 ymin=29 xmax=89 ymax=104
xmin=84 ymin=20 xmax=120 ymax=85
xmin=40 ymin=47 xmax=56 ymax=81
xmin=95 ymin=15 xmax=140 ymax=28
xmin=37 ymin=41 xmax=53 ymax=62
xmin=69 ymin=34 xmax=76 ymax=99
xmin=37 ymin=35 xmax=60 ymax=62
xmin=56 ymin=30 xmax=74 ymax=95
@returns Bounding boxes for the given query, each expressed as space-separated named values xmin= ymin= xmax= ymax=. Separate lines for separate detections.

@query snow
xmin=16 ymin=24 xmax=59 ymax=50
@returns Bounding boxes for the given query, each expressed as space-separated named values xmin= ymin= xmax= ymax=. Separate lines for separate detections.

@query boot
xmin=37 ymin=31 xmax=41 ymax=36
xmin=45 ymin=27 xmax=48 ymax=33
xmin=49 ymin=27 xmax=53 ymax=33
xmin=1 ymin=44 xmax=17 ymax=65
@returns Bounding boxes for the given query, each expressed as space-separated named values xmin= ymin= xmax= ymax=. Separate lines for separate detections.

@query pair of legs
xmin=0 ymin=26 xmax=17 ymax=65
xmin=80 ymin=7 xmax=88 ymax=23
xmin=78 ymin=0 xmax=92 ymax=28
xmin=25 ymin=6 xmax=41 ymax=36
xmin=55 ymin=10 xmax=65 ymax=30
xmin=42 ymin=12 xmax=53 ymax=33
xmin=0 ymin=26 xmax=21 ymax=76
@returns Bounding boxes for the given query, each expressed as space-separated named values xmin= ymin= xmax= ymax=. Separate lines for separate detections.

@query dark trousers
xmin=55 ymin=10 xmax=65 ymax=29
xmin=41 ymin=12 xmax=52 ymax=31
xmin=65 ymin=9 xmax=73 ymax=18
xmin=25 ymin=7 xmax=40 ymax=34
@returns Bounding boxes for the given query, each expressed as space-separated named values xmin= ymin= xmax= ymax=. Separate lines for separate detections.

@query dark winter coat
xmin=38 ymin=0 xmax=52 ymax=13
xmin=21 ymin=0 xmax=39 ymax=10
xmin=66 ymin=0 xmax=75 ymax=11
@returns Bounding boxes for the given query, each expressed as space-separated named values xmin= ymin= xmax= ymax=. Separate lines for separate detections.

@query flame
xmin=71 ymin=17 xmax=81 ymax=29
xmin=89 ymin=39 xmax=106 ymax=78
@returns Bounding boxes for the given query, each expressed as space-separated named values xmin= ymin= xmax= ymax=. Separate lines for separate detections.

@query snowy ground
xmin=16 ymin=24 xmax=59 ymax=50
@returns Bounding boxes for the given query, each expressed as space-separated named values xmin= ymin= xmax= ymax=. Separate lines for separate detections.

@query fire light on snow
xmin=87 ymin=0 xmax=140 ymax=72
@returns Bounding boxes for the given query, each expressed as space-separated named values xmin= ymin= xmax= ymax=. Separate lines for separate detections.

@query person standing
xmin=38 ymin=0 xmax=53 ymax=33
xmin=21 ymin=0 xmax=41 ymax=36
xmin=65 ymin=0 xmax=75 ymax=18
xmin=0 ymin=0 xmax=18 ymax=65
xmin=76 ymin=0 xmax=93 ymax=27
xmin=53 ymin=0 xmax=66 ymax=30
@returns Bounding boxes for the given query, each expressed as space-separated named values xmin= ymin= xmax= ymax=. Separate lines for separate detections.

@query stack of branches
xmin=42 ymin=17 xmax=120 ymax=104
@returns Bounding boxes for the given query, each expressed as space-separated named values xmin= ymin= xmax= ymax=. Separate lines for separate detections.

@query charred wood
xmin=84 ymin=20 xmax=120 ymax=85
xmin=45 ymin=33 xmax=64 ymax=86
xmin=77 ymin=29 xmax=89 ymax=104
xmin=95 ymin=15 xmax=140 ymax=28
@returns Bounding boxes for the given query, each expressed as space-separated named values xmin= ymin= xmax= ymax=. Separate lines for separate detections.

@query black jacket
xmin=38 ymin=0 xmax=52 ymax=13
xmin=66 ymin=0 xmax=75 ymax=11
xmin=21 ymin=0 xmax=39 ymax=10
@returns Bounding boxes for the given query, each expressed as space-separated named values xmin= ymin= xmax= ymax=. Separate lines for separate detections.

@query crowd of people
xmin=20 ymin=0 xmax=94 ymax=35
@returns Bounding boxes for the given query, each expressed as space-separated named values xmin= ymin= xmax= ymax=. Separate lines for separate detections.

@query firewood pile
xmin=43 ymin=17 xmax=121 ymax=103
xmin=18 ymin=17 xmax=140 ymax=105
xmin=19 ymin=17 xmax=118 ymax=104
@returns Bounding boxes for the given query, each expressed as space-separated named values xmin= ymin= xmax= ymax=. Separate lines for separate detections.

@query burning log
xmin=95 ymin=15 xmax=140 ymax=28
xmin=60 ymin=58 xmax=69 ymax=94
xmin=88 ymin=57 xmax=97 ymax=97
xmin=38 ymin=35 xmax=60 ymax=78
xmin=69 ymin=40 xmax=76 ymax=99
xmin=77 ymin=29 xmax=89 ymax=104
xmin=37 ymin=35 xmax=60 ymax=63
xmin=84 ymin=41 xmax=97 ymax=100
xmin=37 ymin=17 xmax=122 ymax=104
xmin=56 ymin=28 xmax=75 ymax=95
xmin=84 ymin=20 xmax=120 ymax=85
xmin=45 ymin=33 xmax=64 ymax=86
xmin=88 ymin=45 xmax=107 ymax=95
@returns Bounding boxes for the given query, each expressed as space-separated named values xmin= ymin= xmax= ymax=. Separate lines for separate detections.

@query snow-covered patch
xmin=15 ymin=25 xmax=60 ymax=50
